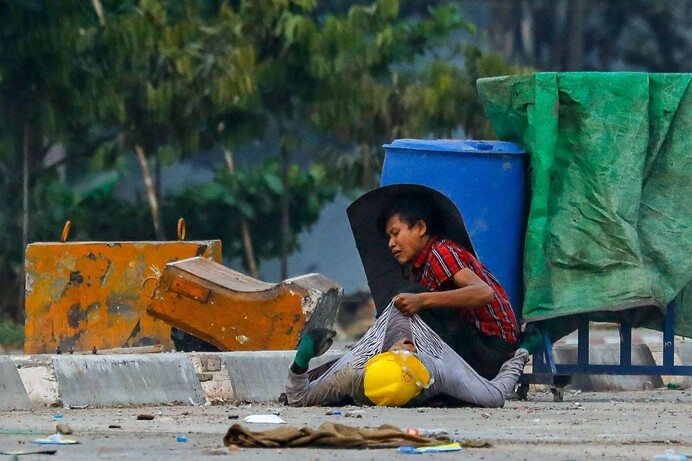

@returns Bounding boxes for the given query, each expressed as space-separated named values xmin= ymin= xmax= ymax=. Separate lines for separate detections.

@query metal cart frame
xmin=518 ymin=302 xmax=692 ymax=401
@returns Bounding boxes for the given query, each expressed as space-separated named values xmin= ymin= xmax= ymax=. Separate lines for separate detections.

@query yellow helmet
xmin=364 ymin=351 xmax=432 ymax=407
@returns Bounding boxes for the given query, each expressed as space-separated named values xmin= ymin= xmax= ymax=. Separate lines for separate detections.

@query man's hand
xmin=393 ymin=293 xmax=425 ymax=316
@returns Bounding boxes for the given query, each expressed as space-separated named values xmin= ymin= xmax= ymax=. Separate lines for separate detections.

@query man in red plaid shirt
xmin=379 ymin=193 xmax=521 ymax=379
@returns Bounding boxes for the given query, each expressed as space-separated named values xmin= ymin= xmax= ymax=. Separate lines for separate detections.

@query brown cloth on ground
xmin=223 ymin=422 xmax=491 ymax=449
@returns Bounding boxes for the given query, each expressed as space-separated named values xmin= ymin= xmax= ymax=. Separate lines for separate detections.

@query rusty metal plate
xmin=148 ymin=257 xmax=307 ymax=351
xmin=24 ymin=241 xmax=222 ymax=354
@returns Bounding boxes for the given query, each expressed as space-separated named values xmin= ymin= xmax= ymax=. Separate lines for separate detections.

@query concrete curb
xmin=0 ymin=356 xmax=31 ymax=410
xmin=220 ymin=350 xmax=344 ymax=403
xmin=670 ymin=342 xmax=692 ymax=389
xmin=10 ymin=350 xmax=345 ymax=407
xmin=5 ymin=342 xmax=687 ymax=409
xmin=12 ymin=353 xmax=205 ymax=408
xmin=52 ymin=354 xmax=205 ymax=407
xmin=13 ymin=355 xmax=58 ymax=406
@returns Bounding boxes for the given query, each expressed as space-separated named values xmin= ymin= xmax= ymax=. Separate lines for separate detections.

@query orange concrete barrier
xmin=24 ymin=241 xmax=222 ymax=354
xmin=147 ymin=257 xmax=342 ymax=351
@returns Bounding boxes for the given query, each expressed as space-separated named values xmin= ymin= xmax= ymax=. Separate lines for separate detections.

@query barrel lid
xmin=383 ymin=139 xmax=525 ymax=155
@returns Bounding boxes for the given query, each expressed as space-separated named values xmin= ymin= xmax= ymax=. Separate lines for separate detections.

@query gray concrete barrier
xmin=553 ymin=344 xmax=663 ymax=391
xmin=221 ymin=350 xmax=344 ymax=403
xmin=672 ymin=342 xmax=692 ymax=389
xmin=13 ymin=355 xmax=58 ymax=406
xmin=52 ymin=353 xmax=205 ymax=407
xmin=0 ymin=356 xmax=31 ymax=410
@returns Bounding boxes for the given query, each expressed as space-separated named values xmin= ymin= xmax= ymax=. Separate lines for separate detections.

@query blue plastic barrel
xmin=381 ymin=139 xmax=528 ymax=315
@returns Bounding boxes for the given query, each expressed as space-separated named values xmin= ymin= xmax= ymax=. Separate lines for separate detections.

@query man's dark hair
xmin=377 ymin=193 xmax=440 ymax=237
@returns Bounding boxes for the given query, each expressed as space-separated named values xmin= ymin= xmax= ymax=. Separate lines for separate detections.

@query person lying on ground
xmin=285 ymin=303 xmax=529 ymax=407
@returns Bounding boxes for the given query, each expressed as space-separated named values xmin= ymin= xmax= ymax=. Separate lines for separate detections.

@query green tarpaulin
xmin=477 ymin=72 xmax=692 ymax=338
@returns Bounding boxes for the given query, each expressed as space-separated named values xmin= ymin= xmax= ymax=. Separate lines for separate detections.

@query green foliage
xmin=0 ymin=0 xmax=529 ymax=316
xmin=78 ymin=0 xmax=258 ymax=157
xmin=0 ymin=316 xmax=23 ymax=349
xmin=0 ymin=1 xmax=95 ymax=140
xmin=171 ymin=159 xmax=337 ymax=269
xmin=310 ymin=3 xmax=529 ymax=191
xmin=23 ymin=169 xmax=155 ymax=243
xmin=0 ymin=1 xmax=112 ymax=318
xmin=400 ymin=45 xmax=533 ymax=140
xmin=71 ymin=192 xmax=156 ymax=241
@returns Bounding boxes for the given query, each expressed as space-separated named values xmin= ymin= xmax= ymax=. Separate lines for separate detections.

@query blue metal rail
xmin=519 ymin=303 xmax=692 ymax=401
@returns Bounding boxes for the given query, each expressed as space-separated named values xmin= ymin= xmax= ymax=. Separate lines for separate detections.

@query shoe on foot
xmin=519 ymin=324 xmax=543 ymax=355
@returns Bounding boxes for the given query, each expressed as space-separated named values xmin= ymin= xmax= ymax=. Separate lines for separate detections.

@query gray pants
xmin=286 ymin=307 xmax=528 ymax=408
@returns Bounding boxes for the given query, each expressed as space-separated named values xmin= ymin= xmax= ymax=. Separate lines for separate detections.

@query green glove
xmin=292 ymin=328 xmax=336 ymax=372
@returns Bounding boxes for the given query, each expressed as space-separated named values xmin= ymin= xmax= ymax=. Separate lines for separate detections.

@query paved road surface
xmin=1 ymin=390 xmax=689 ymax=460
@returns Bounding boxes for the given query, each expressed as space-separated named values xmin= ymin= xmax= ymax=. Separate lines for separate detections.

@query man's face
xmin=388 ymin=337 xmax=417 ymax=353
xmin=386 ymin=214 xmax=428 ymax=265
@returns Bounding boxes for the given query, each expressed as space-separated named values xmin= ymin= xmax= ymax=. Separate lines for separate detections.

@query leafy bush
xmin=0 ymin=317 xmax=24 ymax=349
xmin=171 ymin=158 xmax=337 ymax=270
